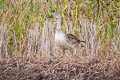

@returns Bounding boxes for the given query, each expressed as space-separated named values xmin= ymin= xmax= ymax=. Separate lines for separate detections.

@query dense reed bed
xmin=0 ymin=0 xmax=120 ymax=58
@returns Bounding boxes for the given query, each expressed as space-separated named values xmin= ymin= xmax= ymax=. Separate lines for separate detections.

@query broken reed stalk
xmin=0 ymin=24 xmax=9 ymax=59
xmin=79 ymin=16 xmax=99 ymax=56
xmin=112 ymin=17 xmax=120 ymax=53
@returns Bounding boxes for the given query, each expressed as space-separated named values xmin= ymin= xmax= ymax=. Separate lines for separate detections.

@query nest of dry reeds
xmin=0 ymin=56 xmax=119 ymax=80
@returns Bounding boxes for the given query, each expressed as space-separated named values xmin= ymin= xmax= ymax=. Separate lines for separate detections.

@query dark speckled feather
xmin=65 ymin=34 xmax=85 ymax=47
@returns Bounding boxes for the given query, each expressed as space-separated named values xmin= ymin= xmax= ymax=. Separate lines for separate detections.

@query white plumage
xmin=55 ymin=30 xmax=66 ymax=45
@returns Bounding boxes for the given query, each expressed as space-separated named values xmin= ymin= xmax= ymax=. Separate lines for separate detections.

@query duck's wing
xmin=65 ymin=34 xmax=85 ymax=47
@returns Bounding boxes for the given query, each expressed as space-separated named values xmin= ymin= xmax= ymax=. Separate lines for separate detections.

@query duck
xmin=48 ymin=12 xmax=85 ymax=55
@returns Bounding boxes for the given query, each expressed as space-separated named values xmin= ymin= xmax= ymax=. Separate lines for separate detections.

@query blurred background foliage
xmin=0 ymin=0 xmax=120 ymax=53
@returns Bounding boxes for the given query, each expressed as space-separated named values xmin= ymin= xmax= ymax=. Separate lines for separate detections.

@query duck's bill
xmin=47 ymin=15 xmax=54 ymax=18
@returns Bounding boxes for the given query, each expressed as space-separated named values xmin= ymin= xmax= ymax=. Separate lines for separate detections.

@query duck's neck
xmin=56 ymin=18 xmax=62 ymax=31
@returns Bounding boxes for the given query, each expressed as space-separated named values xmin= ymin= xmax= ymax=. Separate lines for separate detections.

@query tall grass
xmin=0 ymin=0 xmax=120 ymax=58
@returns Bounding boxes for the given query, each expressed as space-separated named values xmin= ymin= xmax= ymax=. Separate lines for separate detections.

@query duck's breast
xmin=55 ymin=32 xmax=66 ymax=45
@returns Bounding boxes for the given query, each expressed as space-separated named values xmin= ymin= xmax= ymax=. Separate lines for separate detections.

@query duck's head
xmin=48 ymin=12 xmax=61 ymax=19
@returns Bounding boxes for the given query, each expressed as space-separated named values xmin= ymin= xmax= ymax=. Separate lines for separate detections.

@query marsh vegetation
xmin=0 ymin=0 xmax=120 ymax=80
